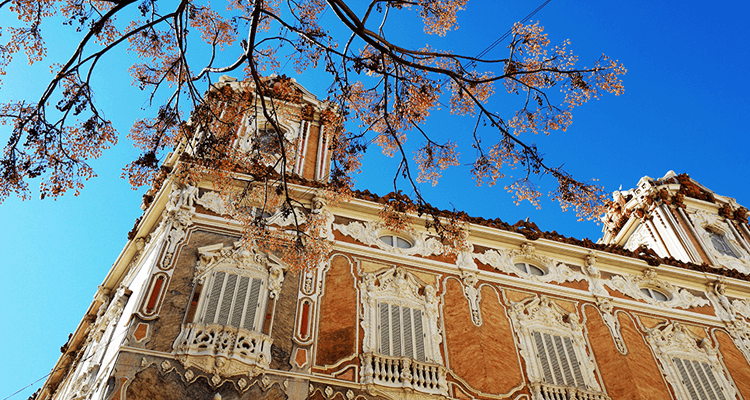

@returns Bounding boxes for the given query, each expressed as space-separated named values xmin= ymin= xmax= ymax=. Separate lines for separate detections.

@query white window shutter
xmin=243 ymin=277 xmax=262 ymax=331
xmin=204 ymin=272 xmax=225 ymax=323
xmin=413 ymin=309 xmax=425 ymax=362
xmin=217 ymin=273 xmax=238 ymax=325
xmin=380 ymin=303 xmax=390 ymax=355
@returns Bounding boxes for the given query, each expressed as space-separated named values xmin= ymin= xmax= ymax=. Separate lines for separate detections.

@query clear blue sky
xmin=2 ymin=0 xmax=749 ymax=398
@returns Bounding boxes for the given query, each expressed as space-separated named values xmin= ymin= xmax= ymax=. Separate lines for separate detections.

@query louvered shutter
xmin=204 ymin=272 xmax=226 ymax=323
xmin=413 ymin=309 xmax=425 ymax=361
xmin=532 ymin=331 xmax=585 ymax=388
xmin=673 ymin=357 xmax=724 ymax=400
xmin=242 ymin=277 xmax=263 ymax=330
xmin=202 ymin=272 xmax=265 ymax=331
xmin=378 ymin=303 xmax=427 ymax=360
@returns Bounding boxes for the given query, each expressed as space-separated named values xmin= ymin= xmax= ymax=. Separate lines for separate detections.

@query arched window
xmin=708 ymin=230 xmax=738 ymax=258
xmin=515 ymin=262 xmax=546 ymax=276
xmin=379 ymin=234 xmax=413 ymax=249
xmin=640 ymin=287 xmax=669 ymax=302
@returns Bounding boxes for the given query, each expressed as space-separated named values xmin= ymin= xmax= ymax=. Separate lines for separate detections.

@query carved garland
xmin=474 ymin=243 xmax=587 ymax=285
xmin=604 ymin=268 xmax=709 ymax=309
xmin=333 ymin=220 xmax=444 ymax=257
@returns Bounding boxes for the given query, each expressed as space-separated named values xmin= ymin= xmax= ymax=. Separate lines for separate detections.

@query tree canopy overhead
xmin=0 ymin=0 xmax=625 ymax=267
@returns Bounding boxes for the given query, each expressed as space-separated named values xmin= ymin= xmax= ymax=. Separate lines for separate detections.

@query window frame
xmin=508 ymin=296 xmax=604 ymax=395
xmin=378 ymin=234 xmax=414 ymax=249
xmin=646 ymin=322 xmax=736 ymax=400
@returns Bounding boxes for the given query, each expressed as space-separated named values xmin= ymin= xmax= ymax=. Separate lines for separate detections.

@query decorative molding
xmin=604 ymin=268 xmax=709 ymax=309
xmin=706 ymin=279 xmax=735 ymax=321
xmin=595 ymin=298 xmax=627 ymax=355
xmin=195 ymin=242 xmax=285 ymax=298
xmin=646 ymin=322 xmax=737 ymax=400
xmin=172 ymin=322 xmax=272 ymax=379
xmin=725 ymin=319 xmax=750 ymax=364
xmin=160 ymin=183 xmax=198 ymax=270
xmin=333 ymin=220 xmax=444 ymax=257
xmin=583 ymin=251 xmax=609 ymax=297
xmin=196 ymin=191 xmax=227 ymax=215
xmin=460 ymin=271 xmax=482 ymax=326
xmin=507 ymin=296 xmax=604 ymax=395
xmin=359 ymin=267 xmax=443 ymax=364
xmin=474 ymin=243 xmax=587 ymax=285
xmin=731 ymin=299 xmax=750 ymax=320
xmin=690 ymin=208 xmax=750 ymax=273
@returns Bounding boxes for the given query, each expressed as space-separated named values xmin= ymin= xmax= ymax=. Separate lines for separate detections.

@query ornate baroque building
xmin=38 ymin=77 xmax=750 ymax=400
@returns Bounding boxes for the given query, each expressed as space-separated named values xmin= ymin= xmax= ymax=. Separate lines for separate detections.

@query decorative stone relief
xmin=507 ymin=296 xmax=603 ymax=395
xmin=726 ymin=319 xmax=750 ymax=364
xmin=333 ymin=220 xmax=444 ymax=257
xmin=583 ymin=251 xmax=609 ymax=297
xmin=646 ymin=322 xmax=737 ymax=400
xmin=195 ymin=242 xmax=284 ymax=298
xmin=690 ymin=208 xmax=750 ymax=273
xmin=160 ymin=183 xmax=197 ymax=269
xmin=474 ymin=243 xmax=587 ymax=285
xmin=731 ymin=299 xmax=750 ymax=320
xmin=196 ymin=191 xmax=227 ymax=215
xmin=706 ymin=278 xmax=735 ymax=321
xmin=359 ymin=267 xmax=443 ymax=364
xmin=596 ymin=298 xmax=627 ymax=354
xmin=624 ymin=223 xmax=651 ymax=251
xmin=604 ymin=268 xmax=709 ymax=309
xmin=460 ymin=271 xmax=482 ymax=326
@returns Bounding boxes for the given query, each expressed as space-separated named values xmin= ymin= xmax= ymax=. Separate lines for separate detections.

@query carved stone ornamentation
xmin=507 ymin=296 xmax=605 ymax=397
xmin=604 ymin=268 xmax=709 ymax=309
xmin=726 ymin=319 xmax=750 ymax=364
xmin=160 ymin=185 xmax=197 ymax=270
xmin=646 ymin=322 xmax=737 ymax=400
xmin=333 ymin=220 xmax=444 ymax=257
xmin=474 ymin=244 xmax=587 ymax=285
xmin=460 ymin=271 xmax=482 ymax=326
xmin=196 ymin=191 xmax=227 ymax=215
xmin=690 ymin=208 xmax=750 ymax=273
xmin=173 ymin=322 xmax=272 ymax=379
xmin=706 ymin=278 xmax=735 ymax=321
xmin=731 ymin=299 xmax=750 ymax=320
xmin=583 ymin=251 xmax=609 ymax=297
xmin=596 ymin=298 xmax=627 ymax=354
xmin=359 ymin=267 xmax=443 ymax=365
xmin=194 ymin=242 xmax=284 ymax=296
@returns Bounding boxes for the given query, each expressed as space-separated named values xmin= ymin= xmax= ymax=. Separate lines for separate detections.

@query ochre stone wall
xmin=148 ymin=230 xmax=238 ymax=352
xmin=584 ymin=307 xmax=672 ymax=400
xmin=715 ymin=330 xmax=750 ymax=398
xmin=315 ymin=254 xmax=357 ymax=366
xmin=443 ymin=279 xmax=523 ymax=395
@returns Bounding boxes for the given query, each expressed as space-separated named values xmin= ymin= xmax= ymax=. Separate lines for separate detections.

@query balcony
xmin=360 ymin=352 xmax=448 ymax=396
xmin=173 ymin=323 xmax=273 ymax=377
xmin=529 ymin=382 xmax=610 ymax=400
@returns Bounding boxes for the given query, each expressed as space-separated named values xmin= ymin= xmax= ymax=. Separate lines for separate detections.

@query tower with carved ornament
xmin=38 ymin=78 xmax=750 ymax=400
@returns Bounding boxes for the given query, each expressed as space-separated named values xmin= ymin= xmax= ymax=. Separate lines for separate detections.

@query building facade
xmin=38 ymin=77 xmax=750 ymax=400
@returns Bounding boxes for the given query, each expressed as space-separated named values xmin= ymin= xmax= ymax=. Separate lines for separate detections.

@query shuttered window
xmin=673 ymin=357 xmax=724 ymax=400
xmin=202 ymin=271 xmax=264 ymax=331
xmin=532 ymin=331 xmax=585 ymax=388
xmin=378 ymin=303 xmax=426 ymax=361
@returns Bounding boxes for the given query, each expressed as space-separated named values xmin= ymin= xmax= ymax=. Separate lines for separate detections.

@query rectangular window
xmin=378 ymin=303 xmax=426 ymax=361
xmin=202 ymin=271 xmax=264 ymax=331
xmin=673 ymin=357 xmax=724 ymax=400
xmin=532 ymin=331 xmax=584 ymax=388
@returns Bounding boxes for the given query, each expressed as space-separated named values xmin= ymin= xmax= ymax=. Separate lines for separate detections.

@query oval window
xmin=640 ymin=287 xmax=669 ymax=302
xmin=379 ymin=235 xmax=413 ymax=249
xmin=514 ymin=262 xmax=546 ymax=276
